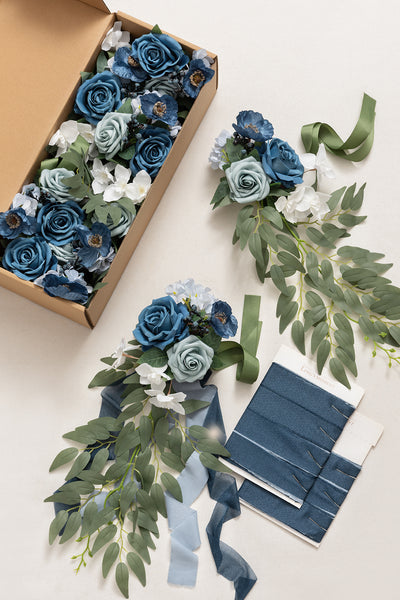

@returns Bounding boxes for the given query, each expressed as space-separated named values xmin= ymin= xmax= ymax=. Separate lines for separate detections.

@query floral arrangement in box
xmin=46 ymin=279 xmax=261 ymax=598
xmin=209 ymin=102 xmax=400 ymax=388
xmin=0 ymin=23 xmax=215 ymax=306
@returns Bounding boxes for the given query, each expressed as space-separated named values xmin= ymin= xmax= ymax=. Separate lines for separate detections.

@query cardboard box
xmin=0 ymin=0 xmax=217 ymax=327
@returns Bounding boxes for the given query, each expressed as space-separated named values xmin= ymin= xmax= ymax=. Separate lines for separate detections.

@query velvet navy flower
xmin=211 ymin=301 xmax=238 ymax=338
xmin=75 ymin=223 xmax=112 ymax=269
xmin=233 ymin=110 xmax=274 ymax=142
xmin=130 ymin=127 xmax=173 ymax=179
xmin=131 ymin=33 xmax=189 ymax=78
xmin=262 ymin=138 xmax=304 ymax=188
xmin=74 ymin=72 xmax=122 ymax=124
xmin=2 ymin=235 xmax=57 ymax=281
xmin=0 ymin=208 xmax=37 ymax=239
xmin=112 ymin=46 xmax=149 ymax=82
xmin=37 ymin=201 xmax=84 ymax=246
xmin=141 ymin=93 xmax=178 ymax=126
xmin=42 ymin=274 xmax=89 ymax=304
xmin=133 ymin=295 xmax=189 ymax=351
xmin=182 ymin=59 xmax=215 ymax=99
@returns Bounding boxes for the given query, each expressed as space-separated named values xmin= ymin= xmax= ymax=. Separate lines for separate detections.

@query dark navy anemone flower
xmin=42 ymin=274 xmax=89 ymax=304
xmin=75 ymin=223 xmax=112 ymax=269
xmin=0 ymin=208 xmax=37 ymax=239
xmin=211 ymin=301 xmax=238 ymax=338
xmin=112 ymin=46 xmax=148 ymax=82
xmin=141 ymin=92 xmax=178 ymax=126
xmin=182 ymin=59 xmax=215 ymax=99
xmin=233 ymin=110 xmax=274 ymax=142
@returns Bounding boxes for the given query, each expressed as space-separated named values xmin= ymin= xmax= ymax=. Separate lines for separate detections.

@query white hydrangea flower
xmin=169 ymin=123 xmax=182 ymax=138
xmin=300 ymin=144 xmax=335 ymax=179
xmin=165 ymin=278 xmax=216 ymax=313
xmin=209 ymin=129 xmax=231 ymax=170
xmin=103 ymin=166 xmax=151 ymax=205
xmin=275 ymin=185 xmax=330 ymax=224
xmin=12 ymin=192 xmax=38 ymax=217
xmin=145 ymin=388 xmax=187 ymax=415
xmin=192 ymin=48 xmax=214 ymax=66
xmin=109 ymin=338 xmax=131 ymax=370
xmin=49 ymin=121 xmax=95 ymax=158
xmin=131 ymin=96 xmax=142 ymax=116
xmin=135 ymin=363 xmax=170 ymax=392
xmin=101 ymin=21 xmax=131 ymax=52
xmin=91 ymin=158 xmax=115 ymax=194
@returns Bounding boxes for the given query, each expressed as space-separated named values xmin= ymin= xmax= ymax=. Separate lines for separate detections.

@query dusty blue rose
xmin=133 ymin=296 xmax=189 ymax=351
xmin=130 ymin=127 xmax=172 ymax=179
xmin=182 ymin=59 xmax=214 ymax=99
xmin=74 ymin=72 xmax=122 ymax=124
xmin=131 ymin=33 xmax=189 ymax=78
xmin=95 ymin=112 xmax=131 ymax=159
xmin=2 ymin=235 xmax=57 ymax=281
xmin=48 ymin=242 xmax=76 ymax=265
xmin=37 ymin=201 xmax=84 ymax=246
xmin=225 ymin=156 xmax=270 ymax=204
xmin=262 ymin=138 xmax=304 ymax=188
xmin=167 ymin=335 xmax=214 ymax=383
xmin=39 ymin=168 xmax=77 ymax=203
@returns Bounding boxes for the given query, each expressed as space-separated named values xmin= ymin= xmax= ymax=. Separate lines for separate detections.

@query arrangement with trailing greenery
xmin=0 ymin=23 xmax=215 ymax=305
xmin=46 ymin=280 xmax=261 ymax=598
xmin=209 ymin=103 xmax=400 ymax=388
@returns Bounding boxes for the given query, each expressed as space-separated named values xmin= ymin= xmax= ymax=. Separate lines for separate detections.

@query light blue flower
xmin=95 ymin=112 xmax=131 ymax=159
xmin=233 ymin=110 xmax=274 ymax=142
xmin=225 ymin=156 xmax=270 ymax=204
xmin=39 ymin=168 xmax=77 ymax=203
xmin=167 ymin=335 xmax=214 ymax=383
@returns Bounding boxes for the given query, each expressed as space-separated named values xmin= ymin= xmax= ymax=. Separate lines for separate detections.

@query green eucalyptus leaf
xmin=120 ymin=481 xmax=138 ymax=517
xmin=311 ymin=322 xmax=329 ymax=354
xmin=136 ymin=490 xmax=157 ymax=520
xmin=115 ymin=562 xmax=129 ymax=598
xmin=305 ymin=227 xmax=335 ymax=248
xmin=127 ymin=552 xmax=146 ymax=587
xmin=49 ymin=447 xmax=79 ymax=472
xmin=327 ymin=186 xmax=346 ymax=210
xmin=336 ymin=347 xmax=358 ymax=377
xmin=96 ymin=50 xmax=108 ymax=73
xmin=306 ymin=252 xmax=320 ymax=284
xmin=276 ymin=233 xmax=300 ymax=257
xmin=160 ymin=451 xmax=185 ymax=472
xmin=258 ymin=223 xmax=278 ymax=250
xmin=80 ymin=501 xmax=99 ymax=537
xmin=291 ymin=320 xmax=305 ymax=354
xmin=88 ymin=369 xmax=124 ymax=389
xmin=102 ymin=542 xmax=119 ymax=578
xmin=261 ymin=206 xmax=283 ymax=229
xmin=181 ymin=399 xmax=210 ymax=414
xmin=338 ymin=214 xmax=367 ymax=227
xmin=139 ymin=416 xmax=152 ymax=449
xmin=276 ymin=286 xmax=296 ymax=317
xmin=141 ymin=464 xmax=155 ymax=492
xmin=90 ymin=448 xmax=110 ymax=473
xmin=196 ymin=438 xmax=230 ymax=457
xmin=139 ymin=527 xmax=156 ymax=550
xmin=59 ymin=511 xmax=81 ymax=544
xmin=188 ymin=425 xmax=210 ymax=439
xmin=181 ymin=440 xmax=195 ymax=462
xmin=279 ymin=301 xmax=298 ymax=333
xmin=305 ymin=290 xmax=324 ymax=308
xmin=277 ymin=251 xmax=305 ymax=273
xmin=49 ymin=511 xmax=68 ymax=544
xmin=160 ymin=472 xmax=182 ymax=502
xmin=340 ymin=183 xmax=357 ymax=210
xmin=154 ymin=418 xmax=169 ymax=450
xmin=127 ymin=533 xmax=150 ymax=564
xmin=317 ymin=340 xmax=331 ymax=374
xmin=199 ymin=452 xmax=233 ymax=473
xmin=138 ymin=347 xmax=168 ymax=368
xmin=137 ymin=509 xmax=159 ymax=535
xmin=92 ymin=524 xmax=117 ymax=555
xmin=270 ymin=265 xmax=288 ymax=294
xmin=65 ymin=451 xmax=91 ymax=480
xmin=329 ymin=358 xmax=351 ymax=388
xmin=349 ymin=182 xmax=366 ymax=210
xmin=150 ymin=483 xmax=167 ymax=518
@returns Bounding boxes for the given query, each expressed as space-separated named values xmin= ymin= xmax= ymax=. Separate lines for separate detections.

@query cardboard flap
xmin=80 ymin=0 xmax=110 ymax=12
xmin=0 ymin=0 xmax=114 ymax=209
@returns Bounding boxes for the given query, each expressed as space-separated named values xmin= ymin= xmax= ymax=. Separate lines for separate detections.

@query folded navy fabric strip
xmin=263 ymin=363 xmax=355 ymax=427
xmin=239 ymin=453 xmax=361 ymax=543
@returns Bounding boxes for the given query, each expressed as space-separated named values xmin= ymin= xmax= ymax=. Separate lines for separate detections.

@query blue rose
xmin=167 ymin=335 xmax=214 ymax=383
xmin=211 ymin=301 xmax=238 ymax=338
xmin=42 ymin=274 xmax=88 ymax=305
xmin=131 ymin=33 xmax=189 ymax=78
xmin=37 ymin=201 xmax=84 ymax=246
xmin=182 ymin=59 xmax=215 ymax=99
xmin=130 ymin=127 xmax=173 ymax=179
xmin=261 ymin=138 xmax=304 ymax=188
xmin=0 ymin=208 xmax=37 ymax=239
xmin=2 ymin=236 xmax=57 ymax=281
xmin=141 ymin=93 xmax=178 ymax=126
xmin=133 ymin=296 xmax=189 ymax=351
xmin=233 ymin=110 xmax=274 ymax=142
xmin=75 ymin=72 xmax=122 ymax=125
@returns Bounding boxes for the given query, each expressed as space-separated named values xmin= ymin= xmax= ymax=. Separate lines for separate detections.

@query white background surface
xmin=1 ymin=1 xmax=399 ymax=599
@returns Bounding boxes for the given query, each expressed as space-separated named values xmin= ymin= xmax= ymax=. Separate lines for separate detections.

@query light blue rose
xmin=225 ymin=156 xmax=270 ymax=204
xmin=39 ymin=168 xmax=77 ymax=203
xmin=167 ymin=335 xmax=214 ymax=383
xmin=95 ymin=112 xmax=131 ymax=159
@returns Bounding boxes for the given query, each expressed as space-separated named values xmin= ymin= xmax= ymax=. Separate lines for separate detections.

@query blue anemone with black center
xmin=210 ymin=300 xmax=238 ymax=338
xmin=112 ymin=46 xmax=148 ymax=82
xmin=0 ymin=208 xmax=37 ymax=239
xmin=182 ymin=59 xmax=215 ymax=99
xmin=141 ymin=92 xmax=178 ymax=126
xmin=75 ymin=223 xmax=112 ymax=269
xmin=233 ymin=110 xmax=274 ymax=142
xmin=42 ymin=274 xmax=89 ymax=305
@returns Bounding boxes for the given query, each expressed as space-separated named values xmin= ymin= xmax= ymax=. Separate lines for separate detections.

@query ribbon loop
xmin=301 ymin=93 xmax=376 ymax=162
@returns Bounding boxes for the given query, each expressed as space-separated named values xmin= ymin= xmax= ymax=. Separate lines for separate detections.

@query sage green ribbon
xmin=301 ymin=93 xmax=376 ymax=162
xmin=213 ymin=295 xmax=262 ymax=384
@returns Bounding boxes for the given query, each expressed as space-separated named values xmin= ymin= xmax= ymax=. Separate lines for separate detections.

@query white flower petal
xmin=103 ymin=184 xmax=124 ymax=203
xmin=114 ymin=164 xmax=131 ymax=185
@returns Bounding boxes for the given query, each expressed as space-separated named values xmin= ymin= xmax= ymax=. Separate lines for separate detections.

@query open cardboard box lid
xmin=0 ymin=0 xmax=218 ymax=327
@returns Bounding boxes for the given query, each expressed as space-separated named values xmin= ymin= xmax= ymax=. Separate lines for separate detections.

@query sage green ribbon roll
xmin=213 ymin=295 xmax=262 ymax=384
xmin=301 ymin=93 xmax=376 ymax=162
